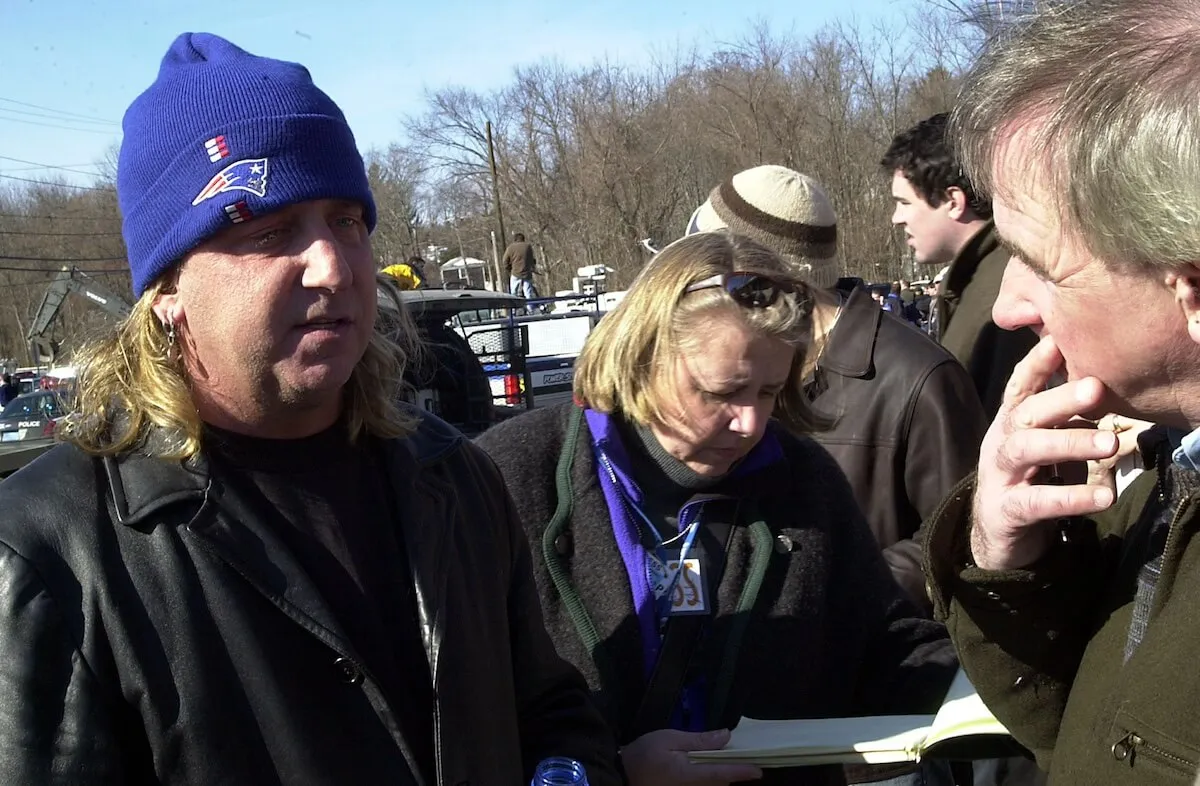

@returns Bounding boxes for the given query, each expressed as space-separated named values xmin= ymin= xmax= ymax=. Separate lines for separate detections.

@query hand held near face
xmin=970 ymin=337 xmax=1118 ymax=571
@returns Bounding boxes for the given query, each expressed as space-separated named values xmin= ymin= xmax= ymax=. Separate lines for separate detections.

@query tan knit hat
xmin=685 ymin=165 xmax=841 ymax=289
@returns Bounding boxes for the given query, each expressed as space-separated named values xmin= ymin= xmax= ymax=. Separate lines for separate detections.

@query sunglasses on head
xmin=684 ymin=272 xmax=793 ymax=308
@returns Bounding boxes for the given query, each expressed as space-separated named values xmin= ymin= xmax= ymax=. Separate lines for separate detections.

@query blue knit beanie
xmin=117 ymin=32 xmax=377 ymax=297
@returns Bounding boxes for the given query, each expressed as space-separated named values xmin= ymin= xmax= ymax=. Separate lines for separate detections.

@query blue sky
xmin=0 ymin=0 xmax=908 ymax=188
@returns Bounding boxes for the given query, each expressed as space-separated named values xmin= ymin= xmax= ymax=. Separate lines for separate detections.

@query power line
xmin=0 ymin=274 xmax=127 ymax=289
xmin=1 ymin=163 xmax=97 ymax=174
xmin=0 ymin=174 xmax=114 ymax=192
xmin=0 ymin=96 xmax=118 ymax=124
xmin=0 ymin=106 xmax=116 ymax=127
xmin=0 ymin=263 xmax=128 ymax=271
xmin=0 ymin=255 xmax=125 ymax=264
xmin=0 ymin=115 xmax=118 ymax=135
xmin=0 ymin=228 xmax=123 ymax=237
xmin=0 ymin=156 xmax=104 ymax=177
xmin=0 ymin=266 xmax=129 ymax=279
xmin=0 ymin=212 xmax=119 ymax=222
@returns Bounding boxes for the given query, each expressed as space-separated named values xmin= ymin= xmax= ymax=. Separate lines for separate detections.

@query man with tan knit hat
xmin=687 ymin=165 xmax=841 ymax=289
xmin=686 ymin=165 xmax=986 ymax=608
xmin=688 ymin=165 xmax=986 ymax=785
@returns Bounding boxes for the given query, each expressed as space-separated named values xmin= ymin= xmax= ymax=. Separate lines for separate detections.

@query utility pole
xmin=490 ymin=230 xmax=503 ymax=293
xmin=486 ymin=120 xmax=508 ymax=252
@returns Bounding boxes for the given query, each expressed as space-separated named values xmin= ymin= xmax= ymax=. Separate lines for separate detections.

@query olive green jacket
xmin=934 ymin=221 xmax=1038 ymax=420
xmin=924 ymin=445 xmax=1200 ymax=784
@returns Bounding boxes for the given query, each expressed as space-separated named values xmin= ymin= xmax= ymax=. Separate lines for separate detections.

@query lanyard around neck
xmin=598 ymin=448 xmax=702 ymax=625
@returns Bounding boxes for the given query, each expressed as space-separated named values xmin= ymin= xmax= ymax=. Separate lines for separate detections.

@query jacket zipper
xmin=187 ymin=536 xmax=431 ymax=783
xmin=1148 ymin=491 xmax=1197 ymax=621
xmin=1111 ymin=731 xmax=1197 ymax=771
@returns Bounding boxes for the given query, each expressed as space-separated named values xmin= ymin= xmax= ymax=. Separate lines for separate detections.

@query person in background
xmin=883 ymin=113 xmax=1038 ymax=419
xmin=477 ymin=230 xmax=957 ymax=786
xmin=0 ymin=32 xmax=620 ymax=785
xmin=0 ymin=374 xmax=16 ymax=406
xmin=925 ymin=266 xmax=949 ymax=338
xmin=911 ymin=286 xmax=932 ymax=331
xmin=685 ymin=165 xmax=986 ymax=613
xmin=503 ymin=231 xmax=541 ymax=300
xmin=881 ymin=283 xmax=909 ymax=323
xmin=925 ymin=1 xmax=1200 ymax=783
xmin=380 ymin=255 xmax=426 ymax=290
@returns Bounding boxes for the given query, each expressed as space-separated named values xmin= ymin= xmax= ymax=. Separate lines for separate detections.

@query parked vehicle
xmin=459 ymin=294 xmax=607 ymax=412
xmin=0 ymin=390 xmax=70 ymax=443
xmin=391 ymin=287 xmax=532 ymax=436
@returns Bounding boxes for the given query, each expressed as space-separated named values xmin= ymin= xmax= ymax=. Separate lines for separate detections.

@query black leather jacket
xmin=808 ymin=284 xmax=988 ymax=610
xmin=0 ymin=411 xmax=620 ymax=785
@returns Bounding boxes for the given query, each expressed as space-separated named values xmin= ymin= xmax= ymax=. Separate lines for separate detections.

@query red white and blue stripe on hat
xmin=224 ymin=201 xmax=254 ymax=224
xmin=205 ymin=135 xmax=230 ymax=163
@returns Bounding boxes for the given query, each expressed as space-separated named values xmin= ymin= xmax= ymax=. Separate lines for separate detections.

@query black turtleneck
xmin=617 ymin=419 xmax=720 ymax=533
xmin=615 ymin=417 xmax=736 ymax=595
xmin=204 ymin=422 xmax=434 ymax=781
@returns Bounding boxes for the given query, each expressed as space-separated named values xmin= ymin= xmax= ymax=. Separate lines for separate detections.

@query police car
xmin=0 ymin=391 xmax=69 ymax=443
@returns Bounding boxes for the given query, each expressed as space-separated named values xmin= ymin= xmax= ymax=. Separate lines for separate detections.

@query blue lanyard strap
xmin=598 ymin=448 xmax=703 ymax=629
xmin=648 ymin=510 xmax=701 ymax=628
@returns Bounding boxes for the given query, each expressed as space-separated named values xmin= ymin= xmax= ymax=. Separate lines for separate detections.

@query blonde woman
xmin=477 ymin=231 xmax=956 ymax=786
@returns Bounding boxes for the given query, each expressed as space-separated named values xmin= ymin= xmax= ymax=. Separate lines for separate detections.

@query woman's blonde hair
xmin=574 ymin=230 xmax=825 ymax=434
xmin=59 ymin=272 xmax=420 ymax=460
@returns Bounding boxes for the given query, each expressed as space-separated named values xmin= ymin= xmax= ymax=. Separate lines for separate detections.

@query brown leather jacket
xmin=808 ymin=284 xmax=988 ymax=611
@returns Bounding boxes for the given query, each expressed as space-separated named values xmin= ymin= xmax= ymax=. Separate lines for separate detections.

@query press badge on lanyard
xmin=596 ymin=446 xmax=711 ymax=630
xmin=648 ymin=544 xmax=707 ymax=616
xmin=645 ymin=514 xmax=709 ymax=630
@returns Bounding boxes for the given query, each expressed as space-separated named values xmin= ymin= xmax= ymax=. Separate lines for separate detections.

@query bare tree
xmin=400 ymin=3 xmax=988 ymax=290
xmin=365 ymin=144 xmax=425 ymax=267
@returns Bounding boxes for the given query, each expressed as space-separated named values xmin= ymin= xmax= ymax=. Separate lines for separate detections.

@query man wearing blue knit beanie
xmin=0 ymin=32 xmax=620 ymax=786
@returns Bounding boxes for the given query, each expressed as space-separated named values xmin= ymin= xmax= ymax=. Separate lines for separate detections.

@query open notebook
xmin=689 ymin=669 xmax=1018 ymax=767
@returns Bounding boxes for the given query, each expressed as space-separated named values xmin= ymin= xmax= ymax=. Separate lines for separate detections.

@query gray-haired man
xmin=924 ymin=2 xmax=1200 ymax=784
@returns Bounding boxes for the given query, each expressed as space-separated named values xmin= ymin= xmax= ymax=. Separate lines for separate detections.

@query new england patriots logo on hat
xmin=191 ymin=158 xmax=270 ymax=206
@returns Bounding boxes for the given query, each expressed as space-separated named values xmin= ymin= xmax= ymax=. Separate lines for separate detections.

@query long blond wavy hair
xmin=574 ymin=230 xmax=827 ymax=434
xmin=59 ymin=273 xmax=420 ymax=460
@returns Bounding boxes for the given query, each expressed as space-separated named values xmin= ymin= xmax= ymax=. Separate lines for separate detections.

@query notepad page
xmin=923 ymin=669 xmax=1011 ymax=750
xmin=689 ymin=714 xmax=934 ymax=762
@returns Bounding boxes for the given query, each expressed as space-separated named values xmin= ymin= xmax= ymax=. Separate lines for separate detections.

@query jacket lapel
xmin=105 ymin=445 xmax=431 ymax=786
xmin=184 ymin=462 xmax=357 ymax=654
xmin=820 ymin=286 xmax=880 ymax=379
xmin=380 ymin=431 xmax=457 ymax=685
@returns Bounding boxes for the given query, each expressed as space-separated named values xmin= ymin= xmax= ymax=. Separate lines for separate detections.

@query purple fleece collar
xmin=583 ymin=408 xmax=782 ymax=680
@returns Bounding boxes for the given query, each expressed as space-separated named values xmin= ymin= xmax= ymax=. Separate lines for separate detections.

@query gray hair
xmin=951 ymin=0 xmax=1200 ymax=272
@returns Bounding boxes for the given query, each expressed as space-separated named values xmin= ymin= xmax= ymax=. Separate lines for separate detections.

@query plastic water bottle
xmin=530 ymin=757 xmax=589 ymax=786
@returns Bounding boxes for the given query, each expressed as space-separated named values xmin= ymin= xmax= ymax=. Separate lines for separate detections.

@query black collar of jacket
xmin=100 ymin=407 xmax=464 ymax=529
xmin=818 ymin=284 xmax=880 ymax=379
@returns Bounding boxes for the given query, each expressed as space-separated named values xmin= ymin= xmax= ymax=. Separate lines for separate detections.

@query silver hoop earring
xmin=164 ymin=321 xmax=177 ymax=347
